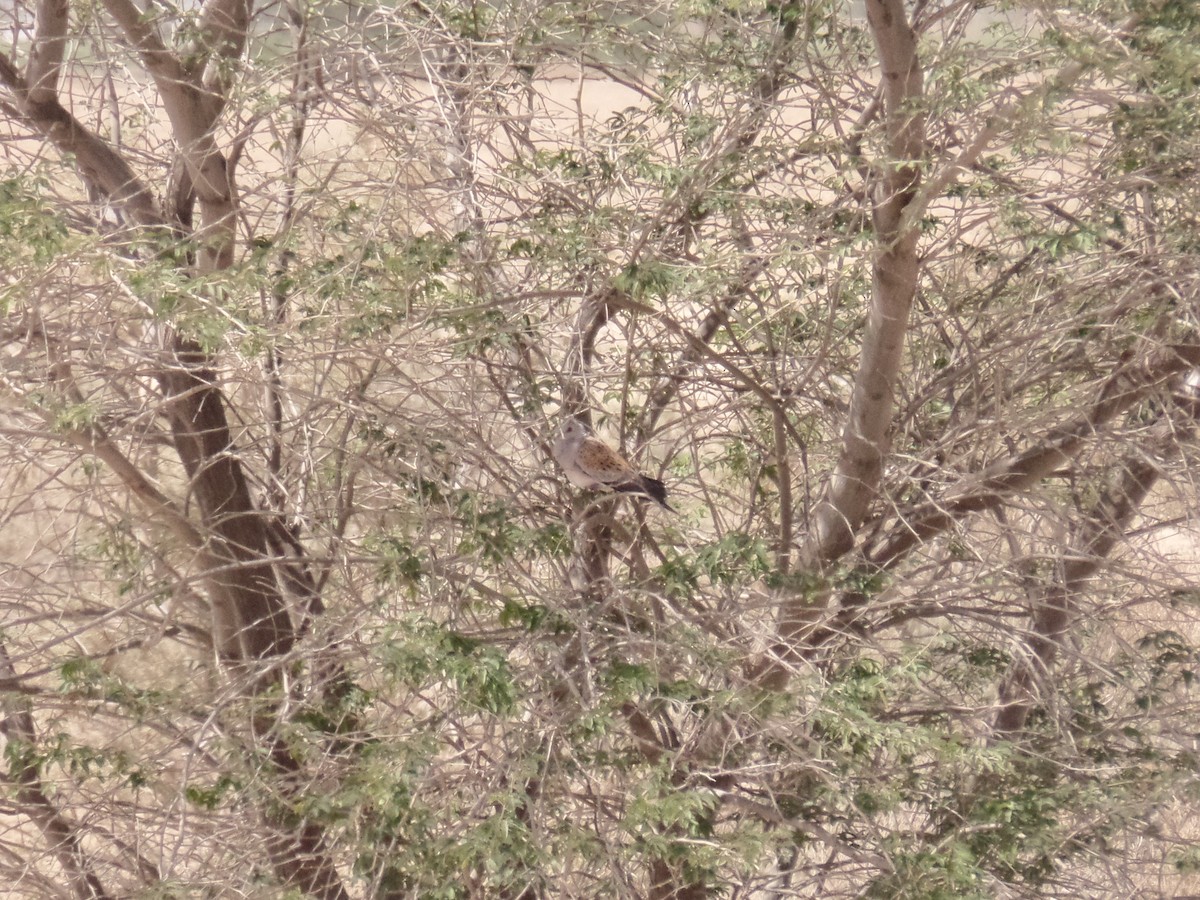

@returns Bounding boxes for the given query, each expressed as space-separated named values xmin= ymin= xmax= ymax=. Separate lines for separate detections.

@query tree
xmin=2 ymin=0 xmax=1200 ymax=896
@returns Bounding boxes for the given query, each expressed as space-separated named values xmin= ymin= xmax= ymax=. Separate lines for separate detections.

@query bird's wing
xmin=576 ymin=437 xmax=635 ymax=484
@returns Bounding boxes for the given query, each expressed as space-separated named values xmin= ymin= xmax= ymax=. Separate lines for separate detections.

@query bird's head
xmin=558 ymin=419 xmax=590 ymax=441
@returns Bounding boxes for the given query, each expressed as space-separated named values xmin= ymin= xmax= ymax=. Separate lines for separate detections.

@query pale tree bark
xmin=787 ymin=341 xmax=1200 ymax=656
xmin=805 ymin=0 xmax=924 ymax=562
xmin=763 ymin=0 xmax=924 ymax=686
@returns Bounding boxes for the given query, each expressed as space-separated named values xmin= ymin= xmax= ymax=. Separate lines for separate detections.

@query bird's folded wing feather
xmin=577 ymin=438 xmax=634 ymax=483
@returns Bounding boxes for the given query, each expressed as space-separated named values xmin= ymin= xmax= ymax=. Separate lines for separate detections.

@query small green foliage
xmin=656 ymin=533 xmax=770 ymax=599
xmin=2 ymin=735 xmax=38 ymax=774
xmin=1171 ymin=845 xmax=1200 ymax=874
xmin=603 ymin=660 xmax=656 ymax=699
xmin=52 ymin=401 xmax=99 ymax=433
xmin=0 ymin=176 xmax=70 ymax=274
xmin=185 ymin=775 xmax=241 ymax=811
xmin=529 ymin=148 xmax=590 ymax=178
xmin=4 ymin=726 xmax=152 ymax=794
xmin=657 ymin=549 xmax=701 ymax=599
xmin=459 ymin=505 xmax=521 ymax=564
xmin=695 ymin=533 xmax=771 ymax=584
xmin=499 ymin=599 xmax=563 ymax=633
xmin=370 ymin=535 xmax=425 ymax=591
xmin=1126 ymin=630 xmax=1198 ymax=709
xmin=377 ymin=619 xmax=518 ymax=715
xmin=932 ymin=639 xmax=1011 ymax=688
xmin=59 ymin=656 xmax=105 ymax=690
xmin=459 ymin=503 xmax=570 ymax=564
xmin=291 ymin=679 xmax=372 ymax=744
xmin=614 ymin=259 xmax=679 ymax=301
xmin=838 ymin=563 xmax=886 ymax=598
xmin=628 ymin=775 xmax=720 ymax=840
xmin=81 ymin=521 xmax=149 ymax=597
xmin=869 ymin=843 xmax=988 ymax=899
xmin=1026 ymin=226 xmax=1102 ymax=260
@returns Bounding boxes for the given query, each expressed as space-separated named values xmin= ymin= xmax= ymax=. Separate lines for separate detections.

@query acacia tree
xmin=2 ymin=0 xmax=1200 ymax=897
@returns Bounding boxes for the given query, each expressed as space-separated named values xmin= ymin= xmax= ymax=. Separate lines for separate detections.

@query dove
xmin=552 ymin=420 xmax=674 ymax=511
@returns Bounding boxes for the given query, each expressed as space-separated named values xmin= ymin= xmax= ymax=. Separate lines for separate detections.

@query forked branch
xmin=992 ymin=398 xmax=1198 ymax=736
xmin=865 ymin=342 xmax=1200 ymax=570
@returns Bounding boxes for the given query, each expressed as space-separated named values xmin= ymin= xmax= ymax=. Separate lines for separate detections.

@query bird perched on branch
xmin=552 ymin=420 xmax=674 ymax=511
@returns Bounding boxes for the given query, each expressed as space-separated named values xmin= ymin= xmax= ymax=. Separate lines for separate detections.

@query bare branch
xmin=195 ymin=0 xmax=252 ymax=72
xmin=100 ymin=0 xmax=190 ymax=92
xmin=992 ymin=402 xmax=1197 ymax=736
xmin=798 ymin=0 xmax=925 ymax=569
xmin=101 ymin=0 xmax=235 ymax=271
xmin=639 ymin=255 xmax=769 ymax=439
xmin=753 ymin=0 xmax=928 ymax=681
xmin=901 ymin=14 xmax=1142 ymax=235
xmin=0 ymin=48 xmax=163 ymax=228
xmin=568 ymin=0 xmax=805 ymax=415
xmin=866 ymin=341 xmax=1200 ymax=570
xmin=156 ymin=336 xmax=296 ymax=663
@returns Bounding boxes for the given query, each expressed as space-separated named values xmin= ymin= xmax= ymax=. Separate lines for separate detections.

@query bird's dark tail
xmin=615 ymin=476 xmax=674 ymax=512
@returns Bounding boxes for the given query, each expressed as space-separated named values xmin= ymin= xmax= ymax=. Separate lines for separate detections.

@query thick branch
xmin=992 ymin=408 xmax=1193 ymax=736
xmin=5 ymin=12 xmax=351 ymax=898
xmin=100 ymin=0 xmax=190 ymax=93
xmin=799 ymin=0 xmax=924 ymax=569
xmin=26 ymin=0 xmax=70 ymax=106
xmin=756 ymin=0 xmax=926 ymax=680
xmin=5 ymin=8 xmax=288 ymax=666
xmin=85 ymin=5 xmax=283 ymax=656
xmin=992 ymin=463 xmax=1158 ymax=735
xmin=779 ymin=10 xmax=1141 ymax=610
xmin=0 ymin=49 xmax=163 ymax=228
xmin=157 ymin=338 xmax=295 ymax=663
xmin=866 ymin=342 xmax=1200 ymax=570
xmin=259 ymin=738 xmax=353 ymax=900
xmin=101 ymin=0 xmax=236 ymax=271
xmin=195 ymin=0 xmax=252 ymax=80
